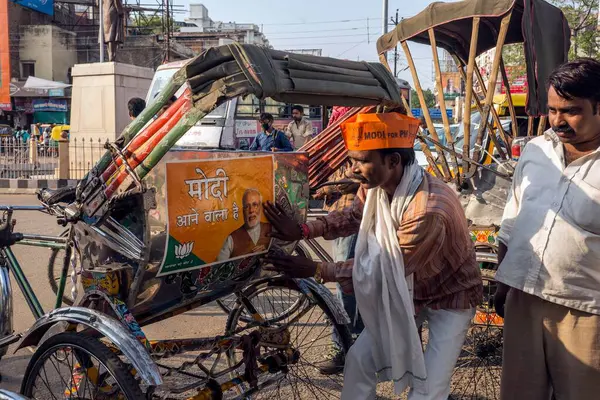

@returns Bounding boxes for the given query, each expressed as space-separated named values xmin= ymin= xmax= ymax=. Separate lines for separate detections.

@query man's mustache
xmin=553 ymin=124 xmax=575 ymax=134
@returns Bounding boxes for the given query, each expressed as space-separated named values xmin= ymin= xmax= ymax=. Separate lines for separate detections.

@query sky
xmin=170 ymin=0 xmax=454 ymax=90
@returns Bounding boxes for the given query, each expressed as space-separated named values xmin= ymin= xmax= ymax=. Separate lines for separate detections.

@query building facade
xmin=173 ymin=4 xmax=270 ymax=54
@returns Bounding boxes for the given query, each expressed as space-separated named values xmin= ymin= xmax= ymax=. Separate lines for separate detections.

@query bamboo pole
xmin=527 ymin=116 xmax=534 ymax=136
xmin=85 ymin=76 xmax=184 ymax=182
xmin=455 ymin=55 xmax=508 ymax=174
xmin=101 ymin=89 xmax=193 ymax=184
xmin=537 ymin=116 xmax=547 ymax=136
xmin=462 ymin=17 xmax=480 ymax=176
xmin=107 ymin=107 xmax=208 ymax=199
xmin=402 ymin=96 xmax=444 ymax=178
xmin=499 ymin=57 xmax=519 ymax=141
xmin=429 ymin=28 xmax=461 ymax=186
xmin=137 ymin=107 xmax=207 ymax=180
xmin=472 ymin=66 xmax=509 ymax=161
xmin=401 ymin=40 xmax=452 ymax=181
xmin=470 ymin=12 xmax=512 ymax=167
xmin=103 ymin=97 xmax=194 ymax=195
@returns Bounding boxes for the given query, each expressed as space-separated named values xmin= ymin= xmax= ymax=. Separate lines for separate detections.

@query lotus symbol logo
xmin=175 ymin=242 xmax=194 ymax=259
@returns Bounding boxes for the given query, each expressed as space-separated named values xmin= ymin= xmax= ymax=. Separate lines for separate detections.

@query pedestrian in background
xmin=285 ymin=105 xmax=313 ymax=149
xmin=128 ymin=97 xmax=146 ymax=120
xmin=250 ymin=113 xmax=293 ymax=152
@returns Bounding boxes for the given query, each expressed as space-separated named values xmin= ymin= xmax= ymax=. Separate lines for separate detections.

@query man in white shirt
xmin=217 ymin=188 xmax=271 ymax=261
xmin=494 ymin=58 xmax=600 ymax=399
xmin=285 ymin=105 xmax=313 ymax=149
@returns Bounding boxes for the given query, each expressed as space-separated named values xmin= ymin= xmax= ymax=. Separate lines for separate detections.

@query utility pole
xmin=382 ymin=0 xmax=389 ymax=35
xmin=99 ymin=0 xmax=105 ymax=62
xmin=392 ymin=9 xmax=399 ymax=76
xmin=163 ymin=0 xmax=171 ymax=62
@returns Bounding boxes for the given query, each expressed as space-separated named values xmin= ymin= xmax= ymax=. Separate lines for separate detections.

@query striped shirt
xmin=308 ymin=172 xmax=482 ymax=311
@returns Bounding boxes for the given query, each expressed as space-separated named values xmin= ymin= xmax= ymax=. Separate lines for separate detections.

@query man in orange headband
xmin=264 ymin=112 xmax=482 ymax=399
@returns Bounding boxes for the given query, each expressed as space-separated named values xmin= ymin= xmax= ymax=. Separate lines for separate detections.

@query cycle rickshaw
xmin=0 ymin=0 xmax=571 ymax=398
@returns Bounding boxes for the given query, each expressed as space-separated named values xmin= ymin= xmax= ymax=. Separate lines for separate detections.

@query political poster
xmin=10 ymin=0 xmax=54 ymax=16
xmin=0 ymin=1 xmax=11 ymax=111
xmin=441 ymin=71 xmax=463 ymax=99
xmin=158 ymin=155 xmax=275 ymax=276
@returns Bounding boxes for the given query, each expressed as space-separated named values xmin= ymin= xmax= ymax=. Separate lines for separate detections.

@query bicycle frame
xmin=0 ymin=206 xmax=69 ymax=350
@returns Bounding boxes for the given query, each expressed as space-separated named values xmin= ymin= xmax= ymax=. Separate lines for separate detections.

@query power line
xmin=336 ymin=40 xmax=370 ymax=58
xmin=264 ymin=27 xmax=367 ymax=35
xmin=268 ymin=33 xmax=375 ymax=41
xmin=260 ymin=17 xmax=382 ymax=26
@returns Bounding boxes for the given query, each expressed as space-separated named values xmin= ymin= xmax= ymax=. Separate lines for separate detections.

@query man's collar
xmin=544 ymin=128 xmax=560 ymax=144
xmin=246 ymin=223 xmax=261 ymax=233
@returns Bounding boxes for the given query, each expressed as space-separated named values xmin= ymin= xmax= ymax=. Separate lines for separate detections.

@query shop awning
xmin=24 ymin=76 xmax=71 ymax=91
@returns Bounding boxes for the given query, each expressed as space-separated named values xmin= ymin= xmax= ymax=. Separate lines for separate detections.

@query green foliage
xmin=551 ymin=0 xmax=599 ymax=59
xmin=411 ymin=88 xmax=436 ymax=109
xmin=502 ymin=1 xmax=598 ymax=64
xmin=131 ymin=14 xmax=179 ymax=35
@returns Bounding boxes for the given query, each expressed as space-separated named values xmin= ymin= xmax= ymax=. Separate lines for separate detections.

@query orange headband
xmin=341 ymin=112 xmax=419 ymax=151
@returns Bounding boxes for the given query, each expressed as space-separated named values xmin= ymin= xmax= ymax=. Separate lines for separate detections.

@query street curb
xmin=0 ymin=188 xmax=40 ymax=195
xmin=0 ymin=179 xmax=79 ymax=195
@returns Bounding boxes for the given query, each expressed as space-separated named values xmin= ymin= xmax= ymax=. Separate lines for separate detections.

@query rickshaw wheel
xmin=21 ymin=332 xmax=145 ymax=400
xmin=225 ymin=277 xmax=352 ymax=399
xmin=215 ymin=243 xmax=311 ymax=319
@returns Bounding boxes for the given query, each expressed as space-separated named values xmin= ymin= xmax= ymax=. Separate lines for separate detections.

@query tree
xmin=502 ymin=1 xmax=599 ymax=68
xmin=411 ymin=89 xmax=436 ymax=109
xmin=552 ymin=0 xmax=599 ymax=59
xmin=502 ymin=44 xmax=527 ymax=84
xmin=130 ymin=14 xmax=179 ymax=35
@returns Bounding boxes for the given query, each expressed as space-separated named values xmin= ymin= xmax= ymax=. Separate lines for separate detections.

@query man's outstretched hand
xmin=263 ymin=201 xmax=303 ymax=242
xmin=263 ymin=255 xmax=318 ymax=279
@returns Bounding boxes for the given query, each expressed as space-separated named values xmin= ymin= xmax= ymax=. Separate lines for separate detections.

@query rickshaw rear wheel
xmin=21 ymin=332 xmax=145 ymax=400
xmin=225 ymin=277 xmax=352 ymax=399
xmin=215 ymin=243 xmax=311 ymax=318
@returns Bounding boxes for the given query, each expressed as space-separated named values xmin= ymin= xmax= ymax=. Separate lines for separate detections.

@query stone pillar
xmin=69 ymin=62 xmax=153 ymax=142
xmin=68 ymin=62 xmax=153 ymax=177
xmin=29 ymin=138 xmax=38 ymax=164
xmin=58 ymin=140 xmax=70 ymax=179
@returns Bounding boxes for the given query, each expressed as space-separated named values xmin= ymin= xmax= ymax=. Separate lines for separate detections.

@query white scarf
xmin=353 ymin=162 xmax=428 ymax=395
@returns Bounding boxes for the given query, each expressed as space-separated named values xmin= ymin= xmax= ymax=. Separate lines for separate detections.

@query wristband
xmin=314 ymin=262 xmax=323 ymax=284
xmin=299 ymin=223 xmax=310 ymax=240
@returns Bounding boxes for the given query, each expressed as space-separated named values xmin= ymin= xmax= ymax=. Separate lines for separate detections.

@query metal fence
xmin=0 ymin=137 xmax=59 ymax=179
xmin=0 ymin=137 xmax=109 ymax=180
xmin=69 ymin=138 xmax=109 ymax=180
